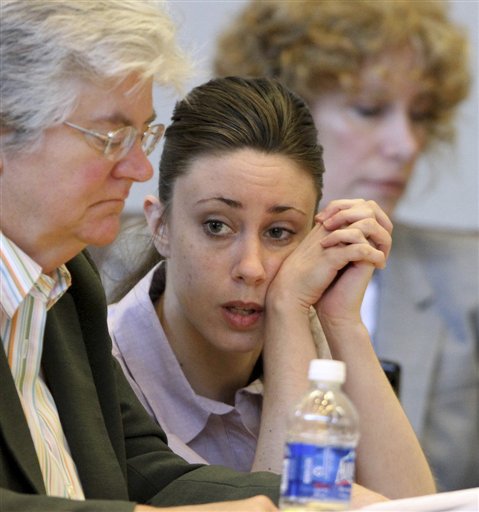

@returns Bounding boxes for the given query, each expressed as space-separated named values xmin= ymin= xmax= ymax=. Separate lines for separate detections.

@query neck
xmin=1 ymin=227 xmax=82 ymax=274
xmin=156 ymin=294 xmax=260 ymax=405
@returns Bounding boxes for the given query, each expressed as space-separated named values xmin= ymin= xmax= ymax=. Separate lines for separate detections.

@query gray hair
xmin=0 ymin=0 xmax=190 ymax=153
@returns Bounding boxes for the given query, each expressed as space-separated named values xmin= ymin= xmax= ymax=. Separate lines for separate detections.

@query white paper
xmin=352 ymin=487 xmax=478 ymax=512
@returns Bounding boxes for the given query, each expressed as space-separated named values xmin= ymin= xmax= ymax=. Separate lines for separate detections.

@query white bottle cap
xmin=308 ymin=359 xmax=346 ymax=383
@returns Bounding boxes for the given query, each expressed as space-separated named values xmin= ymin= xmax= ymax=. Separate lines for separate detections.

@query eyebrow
xmin=95 ymin=111 xmax=157 ymax=127
xmin=145 ymin=111 xmax=157 ymax=125
xmin=196 ymin=196 xmax=307 ymax=216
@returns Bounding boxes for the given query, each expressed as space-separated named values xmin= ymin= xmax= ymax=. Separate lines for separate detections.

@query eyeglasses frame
xmin=64 ymin=120 xmax=165 ymax=160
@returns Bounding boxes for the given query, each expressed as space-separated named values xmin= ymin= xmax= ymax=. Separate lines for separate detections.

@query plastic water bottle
xmin=279 ymin=359 xmax=360 ymax=511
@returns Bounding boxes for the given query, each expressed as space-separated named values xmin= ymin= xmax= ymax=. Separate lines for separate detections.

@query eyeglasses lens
xmin=104 ymin=126 xmax=137 ymax=160
xmin=142 ymin=124 xmax=165 ymax=156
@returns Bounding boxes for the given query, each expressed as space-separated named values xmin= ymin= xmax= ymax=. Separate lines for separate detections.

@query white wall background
xmin=125 ymin=0 xmax=479 ymax=232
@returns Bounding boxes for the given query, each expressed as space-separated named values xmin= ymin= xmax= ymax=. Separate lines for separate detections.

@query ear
xmin=144 ymin=194 xmax=170 ymax=258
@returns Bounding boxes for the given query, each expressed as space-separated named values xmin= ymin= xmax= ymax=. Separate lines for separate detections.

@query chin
xmin=369 ymin=194 xmax=400 ymax=217
xmin=221 ymin=333 xmax=263 ymax=354
xmin=83 ymin=216 xmax=122 ymax=247
xmin=381 ymin=199 xmax=401 ymax=218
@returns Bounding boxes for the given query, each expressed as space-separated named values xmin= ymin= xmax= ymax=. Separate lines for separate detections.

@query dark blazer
xmin=0 ymin=252 xmax=279 ymax=511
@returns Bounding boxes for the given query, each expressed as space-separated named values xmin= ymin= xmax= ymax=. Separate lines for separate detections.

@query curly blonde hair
xmin=214 ymin=0 xmax=470 ymax=141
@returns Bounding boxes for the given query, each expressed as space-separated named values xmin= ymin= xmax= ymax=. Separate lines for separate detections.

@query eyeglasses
xmin=64 ymin=121 xmax=165 ymax=160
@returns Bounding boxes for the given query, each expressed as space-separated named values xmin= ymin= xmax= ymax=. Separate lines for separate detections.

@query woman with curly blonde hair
xmin=214 ymin=0 xmax=477 ymax=492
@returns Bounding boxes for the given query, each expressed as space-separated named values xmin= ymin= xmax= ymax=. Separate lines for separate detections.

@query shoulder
xmin=108 ymin=265 xmax=157 ymax=322
xmin=108 ymin=265 xmax=162 ymax=357
xmin=390 ymin=223 xmax=479 ymax=303
xmin=392 ymin=222 xmax=479 ymax=261
xmin=63 ymin=251 xmax=107 ymax=310
xmin=393 ymin=222 xmax=478 ymax=245
xmin=66 ymin=250 xmax=103 ymax=288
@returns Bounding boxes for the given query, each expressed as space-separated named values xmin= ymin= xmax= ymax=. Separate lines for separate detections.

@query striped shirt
xmin=0 ymin=231 xmax=85 ymax=499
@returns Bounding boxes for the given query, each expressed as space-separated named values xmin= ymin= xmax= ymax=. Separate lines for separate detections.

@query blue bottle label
xmin=280 ymin=442 xmax=356 ymax=504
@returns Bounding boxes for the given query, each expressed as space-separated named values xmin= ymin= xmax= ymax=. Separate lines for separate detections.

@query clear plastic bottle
xmin=279 ymin=359 xmax=360 ymax=511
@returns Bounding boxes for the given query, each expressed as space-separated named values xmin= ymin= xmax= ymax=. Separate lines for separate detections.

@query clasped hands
xmin=267 ymin=198 xmax=393 ymax=324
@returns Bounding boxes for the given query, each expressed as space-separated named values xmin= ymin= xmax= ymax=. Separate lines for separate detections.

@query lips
xmin=221 ymin=301 xmax=264 ymax=330
xmin=227 ymin=305 xmax=259 ymax=315
xmin=363 ymin=178 xmax=405 ymax=191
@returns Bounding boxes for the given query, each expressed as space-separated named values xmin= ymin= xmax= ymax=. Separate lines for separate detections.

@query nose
xmin=382 ymin=109 xmax=421 ymax=163
xmin=112 ymin=142 xmax=154 ymax=183
xmin=232 ymin=236 xmax=267 ymax=286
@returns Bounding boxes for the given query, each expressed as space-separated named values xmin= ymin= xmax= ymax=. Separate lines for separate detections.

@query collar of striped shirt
xmin=0 ymin=231 xmax=71 ymax=319
xmin=0 ymin=230 xmax=84 ymax=500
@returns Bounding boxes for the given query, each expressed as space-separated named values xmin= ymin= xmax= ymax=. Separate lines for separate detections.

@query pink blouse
xmin=108 ymin=264 xmax=263 ymax=471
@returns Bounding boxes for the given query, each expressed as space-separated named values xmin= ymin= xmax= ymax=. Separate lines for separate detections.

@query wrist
xmin=318 ymin=314 xmax=364 ymax=333
xmin=320 ymin=319 xmax=372 ymax=353
xmin=266 ymin=281 xmax=312 ymax=319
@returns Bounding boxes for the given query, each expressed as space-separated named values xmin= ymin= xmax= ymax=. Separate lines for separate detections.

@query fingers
xmin=320 ymin=218 xmax=392 ymax=261
xmin=321 ymin=239 xmax=387 ymax=270
xmin=269 ymin=200 xmax=390 ymax=308
xmin=316 ymin=198 xmax=393 ymax=235
xmin=194 ymin=496 xmax=278 ymax=511
xmin=316 ymin=199 xmax=392 ymax=260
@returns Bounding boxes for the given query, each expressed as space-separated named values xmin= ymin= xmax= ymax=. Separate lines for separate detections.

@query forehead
xmin=356 ymin=49 xmax=429 ymax=99
xmin=173 ymin=148 xmax=318 ymax=209
xmin=72 ymin=74 xmax=154 ymax=124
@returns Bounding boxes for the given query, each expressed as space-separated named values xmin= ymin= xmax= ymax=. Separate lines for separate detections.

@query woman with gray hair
xmin=0 ymin=1 xmax=281 ymax=511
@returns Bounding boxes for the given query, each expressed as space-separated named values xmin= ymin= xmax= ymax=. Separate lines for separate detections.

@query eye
xmin=109 ymin=126 xmax=136 ymax=147
xmin=353 ymin=104 xmax=386 ymax=118
xmin=265 ymin=226 xmax=295 ymax=242
xmin=410 ymin=109 xmax=435 ymax=123
xmin=203 ymin=219 xmax=233 ymax=237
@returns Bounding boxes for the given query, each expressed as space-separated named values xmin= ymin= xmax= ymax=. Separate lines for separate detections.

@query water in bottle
xmin=280 ymin=359 xmax=360 ymax=511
